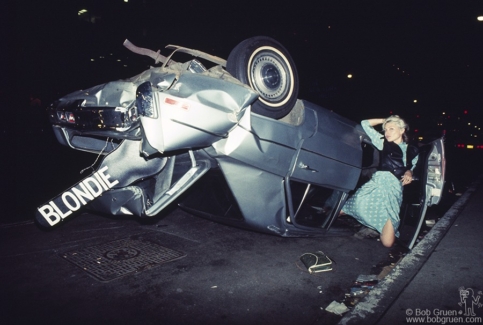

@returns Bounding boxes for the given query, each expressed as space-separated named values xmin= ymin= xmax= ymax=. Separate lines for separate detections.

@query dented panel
xmin=37 ymin=38 xmax=445 ymax=240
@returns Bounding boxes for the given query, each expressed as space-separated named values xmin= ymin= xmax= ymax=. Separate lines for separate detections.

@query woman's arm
xmin=366 ymin=118 xmax=385 ymax=126
xmin=361 ymin=119 xmax=385 ymax=150
xmin=402 ymin=153 xmax=419 ymax=186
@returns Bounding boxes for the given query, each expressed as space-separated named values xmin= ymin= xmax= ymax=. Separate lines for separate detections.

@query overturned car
xmin=36 ymin=36 xmax=445 ymax=249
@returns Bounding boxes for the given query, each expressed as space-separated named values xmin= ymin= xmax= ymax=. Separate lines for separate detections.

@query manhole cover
xmin=60 ymin=237 xmax=186 ymax=282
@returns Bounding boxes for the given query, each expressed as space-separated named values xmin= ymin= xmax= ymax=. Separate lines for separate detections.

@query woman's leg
xmin=380 ymin=219 xmax=395 ymax=247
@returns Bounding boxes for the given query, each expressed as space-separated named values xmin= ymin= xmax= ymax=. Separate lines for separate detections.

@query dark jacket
xmin=378 ymin=140 xmax=419 ymax=179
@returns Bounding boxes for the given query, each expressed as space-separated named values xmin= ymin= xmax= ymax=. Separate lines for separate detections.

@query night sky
xmin=10 ymin=0 xmax=483 ymax=128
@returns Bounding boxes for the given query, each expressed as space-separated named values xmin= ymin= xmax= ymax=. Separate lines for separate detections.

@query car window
xmin=290 ymin=180 xmax=343 ymax=229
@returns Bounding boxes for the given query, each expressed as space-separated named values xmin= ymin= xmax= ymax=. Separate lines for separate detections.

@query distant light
xmin=442 ymin=112 xmax=446 ymax=115
xmin=347 ymin=74 xmax=353 ymax=79
xmin=413 ymin=99 xmax=418 ymax=103
xmin=78 ymin=9 xmax=88 ymax=15
xmin=478 ymin=16 xmax=483 ymax=21
xmin=124 ymin=0 xmax=129 ymax=2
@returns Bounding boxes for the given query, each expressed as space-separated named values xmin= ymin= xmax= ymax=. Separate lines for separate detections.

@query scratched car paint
xmin=37 ymin=36 xmax=446 ymax=248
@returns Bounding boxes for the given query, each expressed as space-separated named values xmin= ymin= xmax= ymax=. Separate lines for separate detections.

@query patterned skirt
xmin=342 ymin=171 xmax=402 ymax=237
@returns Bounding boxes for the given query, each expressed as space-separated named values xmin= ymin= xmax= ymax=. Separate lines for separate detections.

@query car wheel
xmin=226 ymin=36 xmax=299 ymax=119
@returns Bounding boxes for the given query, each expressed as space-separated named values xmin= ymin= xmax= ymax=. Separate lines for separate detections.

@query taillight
xmin=57 ymin=111 xmax=65 ymax=121
xmin=67 ymin=112 xmax=75 ymax=123
xmin=56 ymin=111 xmax=75 ymax=123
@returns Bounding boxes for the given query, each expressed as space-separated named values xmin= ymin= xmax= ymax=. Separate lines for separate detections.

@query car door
xmin=398 ymin=137 xmax=446 ymax=249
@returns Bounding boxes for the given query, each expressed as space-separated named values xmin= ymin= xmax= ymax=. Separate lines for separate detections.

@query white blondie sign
xmin=36 ymin=166 xmax=119 ymax=226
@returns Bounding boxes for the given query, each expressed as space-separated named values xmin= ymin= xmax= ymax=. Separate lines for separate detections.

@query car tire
xmin=226 ymin=36 xmax=299 ymax=119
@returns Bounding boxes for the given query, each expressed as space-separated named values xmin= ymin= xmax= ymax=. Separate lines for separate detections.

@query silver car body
xmin=37 ymin=40 xmax=445 ymax=247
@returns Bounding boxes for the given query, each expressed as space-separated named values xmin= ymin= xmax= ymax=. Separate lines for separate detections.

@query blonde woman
xmin=342 ymin=115 xmax=419 ymax=247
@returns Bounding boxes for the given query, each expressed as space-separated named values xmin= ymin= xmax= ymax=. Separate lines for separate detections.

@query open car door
xmin=398 ymin=137 xmax=446 ymax=249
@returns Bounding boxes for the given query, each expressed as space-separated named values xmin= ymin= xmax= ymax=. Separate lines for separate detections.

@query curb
xmin=337 ymin=175 xmax=483 ymax=325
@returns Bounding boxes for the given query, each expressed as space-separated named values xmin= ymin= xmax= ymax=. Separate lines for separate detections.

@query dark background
xmin=9 ymin=0 xmax=483 ymax=121
xmin=4 ymin=0 xmax=483 ymax=220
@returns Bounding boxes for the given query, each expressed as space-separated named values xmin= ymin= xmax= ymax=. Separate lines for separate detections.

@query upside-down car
xmin=36 ymin=36 xmax=445 ymax=249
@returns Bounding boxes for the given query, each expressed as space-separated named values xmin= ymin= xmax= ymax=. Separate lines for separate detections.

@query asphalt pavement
xmin=1 ymin=173 xmax=482 ymax=325
xmin=1 ymin=203 xmax=390 ymax=325
xmin=2 ymin=125 xmax=482 ymax=325
xmin=339 ymin=174 xmax=483 ymax=324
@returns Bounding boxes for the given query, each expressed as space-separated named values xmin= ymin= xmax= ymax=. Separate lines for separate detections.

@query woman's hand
xmin=401 ymin=170 xmax=413 ymax=186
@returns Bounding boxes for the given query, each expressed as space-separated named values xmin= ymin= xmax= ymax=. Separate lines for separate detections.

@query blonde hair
xmin=383 ymin=115 xmax=409 ymax=142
